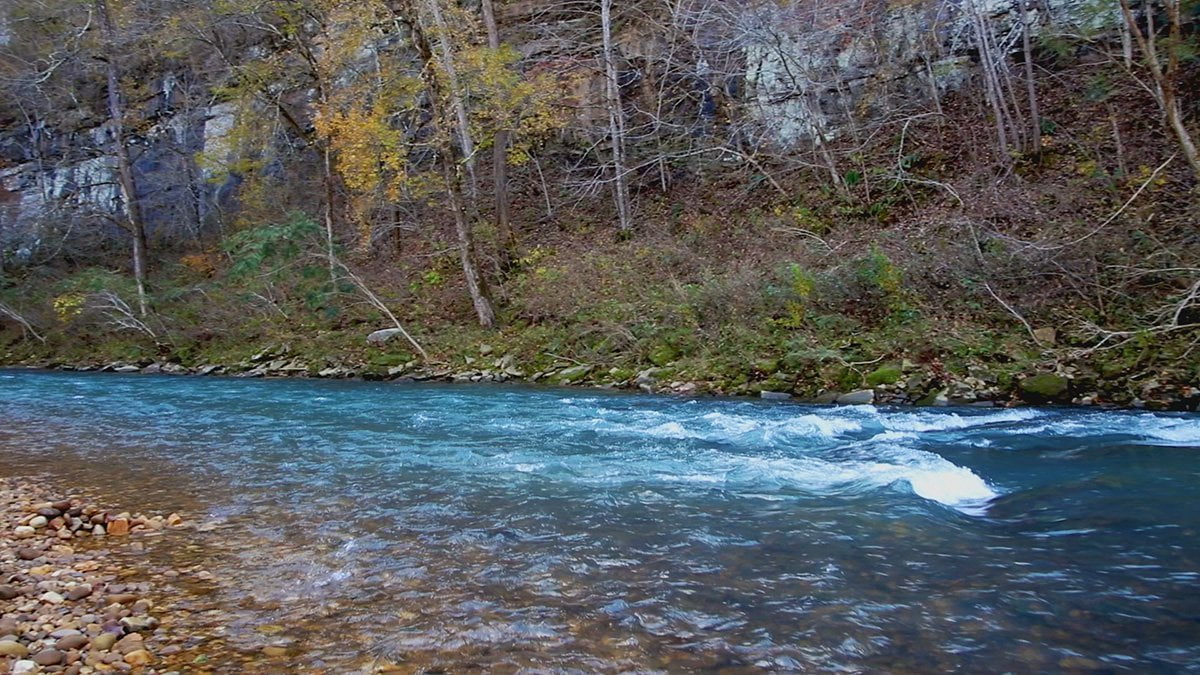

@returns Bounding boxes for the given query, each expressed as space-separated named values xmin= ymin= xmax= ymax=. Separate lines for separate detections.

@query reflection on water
xmin=2 ymin=370 xmax=1199 ymax=670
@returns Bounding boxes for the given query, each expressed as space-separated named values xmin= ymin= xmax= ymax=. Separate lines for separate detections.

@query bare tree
xmin=1017 ymin=0 xmax=1042 ymax=157
xmin=95 ymin=0 xmax=149 ymax=316
xmin=398 ymin=0 xmax=497 ymax=327
xmin=601 ymin=0 xmax=634 ymax=232
xmin=1118 ymin=0 xmax=1200 ymax=181
xmin=480 ymin=0 xmax=516 ymax=257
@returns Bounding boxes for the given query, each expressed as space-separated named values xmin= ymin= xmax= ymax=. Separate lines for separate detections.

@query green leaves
xmin=223 ymin=214 xmax=321 ymax=280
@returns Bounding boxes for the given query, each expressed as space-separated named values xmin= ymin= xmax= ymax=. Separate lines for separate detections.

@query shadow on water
xmin=1 ymin=369 xmax=1199 ymax=670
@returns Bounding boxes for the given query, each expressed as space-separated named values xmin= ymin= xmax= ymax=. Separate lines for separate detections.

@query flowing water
xmin=2 ymin=369 xmax=1200 ymax=671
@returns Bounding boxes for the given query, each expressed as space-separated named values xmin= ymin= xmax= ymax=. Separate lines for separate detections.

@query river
xmin=2 ymin=370 xmax=1199 ymax=671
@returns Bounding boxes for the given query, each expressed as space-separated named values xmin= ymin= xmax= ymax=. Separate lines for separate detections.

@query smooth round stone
xmin=56 ymin=634 xmax=89 ymax=650
xmin=123 ymin=649 xmax=154 ymax=666
xmin=17 ymin=548 xmax=41 ymax=561
xmin=32 ymin=648 xmax=65 ymax=666
xmin=0 ymin=640 xmax=30 ymax=657
xmin=91 ymin=632 xmax=118 ymax=651
xmin=29 ymin=515 xmax=48 ymax=528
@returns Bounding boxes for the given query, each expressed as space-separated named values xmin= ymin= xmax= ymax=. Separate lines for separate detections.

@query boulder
xmin=865 ymin=364 xmax=903 ymax=386
xmin=836 ymin=389 xmax=876 ymax=405
xmin=760 ymin=391 xmax=791 ymax=400
xmin=1018 ymin=374 xmax=1069 ymax=402
xmin=1032 ymin=327 xmax=1057 ymax=345
xmin=553 ymin=365 xmax=593 ymax=384
xmin=367 ymin=328 xmax=405 ymax=345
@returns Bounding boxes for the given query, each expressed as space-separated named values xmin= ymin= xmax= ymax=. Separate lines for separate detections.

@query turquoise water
xmin=2 ymin=370 xmax=1199 ymax=670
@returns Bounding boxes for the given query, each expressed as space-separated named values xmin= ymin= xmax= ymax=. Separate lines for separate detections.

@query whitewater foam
xmin=876 ymin=407 xmax=1044 ymax=433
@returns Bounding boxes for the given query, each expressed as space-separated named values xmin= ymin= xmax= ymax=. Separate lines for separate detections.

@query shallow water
xmin=2 ymin=370 xmax=1199 ymax=671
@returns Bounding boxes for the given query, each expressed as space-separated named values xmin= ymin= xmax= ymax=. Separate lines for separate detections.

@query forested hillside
xmin=0 ymin=0 xmax=1197 ymax=408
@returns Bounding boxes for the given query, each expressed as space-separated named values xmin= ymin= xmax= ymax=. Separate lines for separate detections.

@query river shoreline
xmin=4 ymin=358 xmax=1198 ymax=412
xmin=0 ymin=473 xmax=418 ymax=674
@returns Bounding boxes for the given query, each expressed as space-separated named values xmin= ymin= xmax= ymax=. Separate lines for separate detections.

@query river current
xmin=2 ymin=370 xmax=1199 ymax=671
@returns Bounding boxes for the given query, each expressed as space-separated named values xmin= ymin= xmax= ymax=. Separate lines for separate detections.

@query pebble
xmin=91 ymin=632 xmax=118 ymax=651
xmin=0 ymin=479 xmax=211 ymax=670
xmin=39 ymin=590 xmax=65 ymax=604
xmin=0 ymin=640 xmax=31 ymax=657
xmin=56 ymin=634 xmax=89 ymax=650
xmin=106 ymin=518 xmax=131 ymax=536
xmin=32 ymin=648 xmax=65 ymax=665
xmin=123 ymin=649 xmax=155 ymax=666
xmin=114 ymin=633 xmax=144 ymax=654
xmin=120 ymin=615 xmax=159 ymax=633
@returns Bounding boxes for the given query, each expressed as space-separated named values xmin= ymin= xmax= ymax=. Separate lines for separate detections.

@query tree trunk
xmin=971 ymin=3 xmax=1013 ymax=159
xmin=96 ymin=0 xmax=148 ymax=316
xmin=426 ymin=0 xmax=478 ymax=198
xmin=480 ymin=0 xmax=515 ymax=259
xmin=442 ymin=155 xmax=496 ymax=327
xmin=1018 ymin=0 xmax=1042 ymax=157
xmin=402 ymin=0 xmax=498 ymax=327
xmin=1119 ymin=0 xmax=1200 ymax=181
xmin=600 ymin=0 xmax=633 ymax=233
xmin=1162 ymin=88 xmax=1200 ymax=180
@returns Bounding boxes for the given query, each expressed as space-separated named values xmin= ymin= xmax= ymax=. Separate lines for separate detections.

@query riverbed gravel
xmin=0 ymin=478 xmax=194 ymax=674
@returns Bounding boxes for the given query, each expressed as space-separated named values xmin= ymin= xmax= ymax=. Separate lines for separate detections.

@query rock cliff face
xmin=0 ymin=0 xmax=1101 ymax=259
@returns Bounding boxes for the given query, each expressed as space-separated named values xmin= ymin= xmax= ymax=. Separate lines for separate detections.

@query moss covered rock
xmin=1018 ymin=373 xmax=1070 ymax=402
xmin=866 ymin=364 xmax=903 ymax=386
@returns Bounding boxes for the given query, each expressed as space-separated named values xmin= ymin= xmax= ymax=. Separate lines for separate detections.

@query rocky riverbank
xmin=0 ymin=479 xmax=199 ymax=674
xmin=1 ymin=476 xmax=431 ymax=674
xmin=17 ymin=346 xmax=1200 ymax=412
